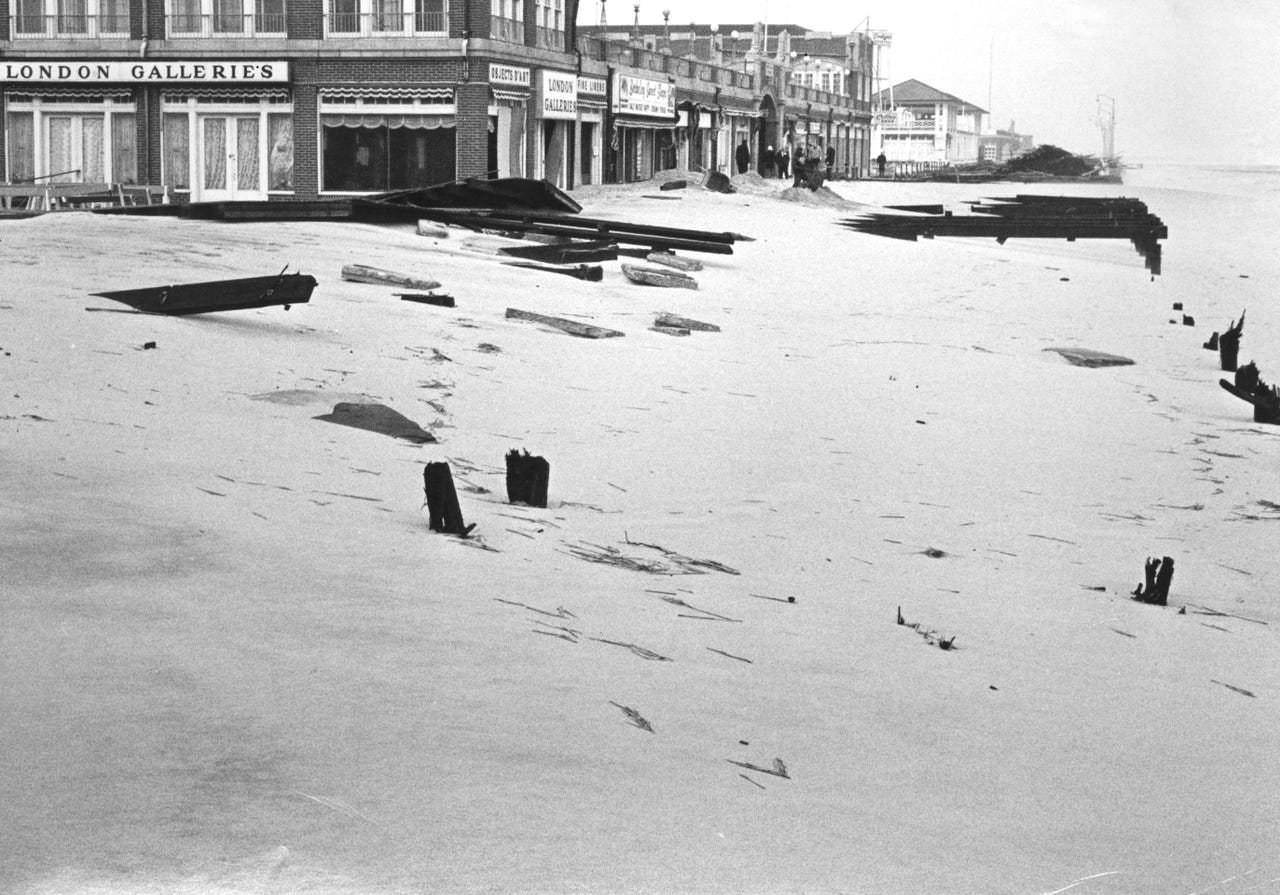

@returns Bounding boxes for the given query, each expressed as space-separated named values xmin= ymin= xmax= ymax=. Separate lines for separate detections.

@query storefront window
xmin=321 ymin=119 xmax=455 ymax=191
xmin=268 ymin=115 xmax=293 ymax=190
xmin=6 ymin=113 xmax=36 ymax=182
xmin=111 ymin=113 xmax=137 ymax=183
xmin=163 ymin=113 xmax=190 ymax=190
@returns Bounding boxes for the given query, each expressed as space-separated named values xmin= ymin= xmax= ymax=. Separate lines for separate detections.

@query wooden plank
xmin=505 ymin=307 xmax=623 ymax=339
xmin=92 ymin=272 xmax=316 ymax=315
xmin=655 ymin=312 xmax=720 ymax=332
xmin=622 ymin=264 xmax=698 ymax=290
xmin=341 ymin=263 xmax=441 ymax=291
xmin=397 ymin=293 xmax=456 ymax=307
xmin=645 ymin=251 xmax=704 ymax=272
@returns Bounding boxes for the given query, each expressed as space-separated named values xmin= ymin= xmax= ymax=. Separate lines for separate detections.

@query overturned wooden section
xmin=842 ymin=195 xmax=1167 ymax=275
xmin=506 ymin=307 xmax=624 ymax=339
xmin=92 ymin=270 xmax=316 ymax=315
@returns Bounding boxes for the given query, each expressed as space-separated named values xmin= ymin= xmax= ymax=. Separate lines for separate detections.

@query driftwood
xmin=341 ymin=263 xmax=441 ymax=291
xmin=423 ymin=461 xmax=474 ymax=536
xmin=505 ymin=307 xmax=623 ymax=339
xmin=1219 ymin=310 xmax=1245 ymax=372
xmin=622 ymin=264 xmax=698 ymax=290
xmin=650 ymin=324 xmax=691 ymax=336
xmin=645 ymin=251 xmax=704 ymax=272
xmin=1132 ymin=556 xmax=1174 ymax=606
xmin=397 ymin=293 xmax=455 ymax=307
xmin=505 ymin=449 xmax=549 ymax=507
xmin=655 ymin=312 xmax=720 ymax=332
xmin=502 ymin=261 xmax=603 ymax=281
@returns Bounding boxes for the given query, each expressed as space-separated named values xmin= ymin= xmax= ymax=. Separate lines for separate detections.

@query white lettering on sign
xmin=576 ymin=75 xmax=607 ymax=96
xmin=611 ymin=73 xmax=675 ymax=118
xmin=489 ymin=63 xmax=531 ymax=88
xmin=1 ymin=60 xmax=289 ymax=83
xmin=537 ymin=69 xmax=577 ymax=120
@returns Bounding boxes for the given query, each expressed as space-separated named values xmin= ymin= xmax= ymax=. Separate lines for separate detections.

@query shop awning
xmin=612 ymin=115 xmax=676 ymax=130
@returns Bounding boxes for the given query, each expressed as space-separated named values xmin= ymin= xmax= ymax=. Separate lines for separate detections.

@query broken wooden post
xmin=1132 ymin=556 xmax=1174 ymax=606
xmin=1236 ymin=362 xmax=1259 ymax=394
xmin=423 ymin=461 xmax=473 ymax=535
xmin=1219 ymin=311 xmax=1245 ymax=372
xmin=505 ymin=449 xmax=549 ymax=508
xmin=1203 ymin=332 xmax=1219 ymax=351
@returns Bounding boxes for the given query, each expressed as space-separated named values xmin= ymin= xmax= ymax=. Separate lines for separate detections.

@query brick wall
xmin=289 ymin=0 xmax=324 ymax=41
xmin=454 ymin=81 xmax=490 ymax=178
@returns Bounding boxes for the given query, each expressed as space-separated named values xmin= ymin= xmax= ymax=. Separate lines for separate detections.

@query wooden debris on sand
xmin=650 ymin=324 xmax=691 ymax=336
xmin=314 ymin=402 xmax=436 ymax=443
xmin=560 ymin=538 xmax=738 ymax=576
xmin=398 ymin=293 xmax=455 ymax=307
xmin=655 ymin=312 xmax=720 ymax=332
xmin=645 ymin=251 xmax=704 ymax=272
xmin=1132 ymin=555 xmax=1174 ymax=606
xmin=622 ymin=263 xmax=698 ymax=290
xmin=505 ymin=307 xmax=624 ymax=339
xmin=1044 ymin=346 xmax=1134 ymax=368
xmin=91 ymin=269 xmax=317 ymax=316
xmin=505 ymin=449 xmax=550 ymax=507
xmin=423 ymin=461 xmax=475 ymax=536
xmin=502 ymin=261 xmax=604 ymax=281
xmin=727 ymin=757 xmax=790 ymax=779
xmin=609 ymin=701 xmax=654 ymax=732
xmin=1218 ymin=361 xmax=1280 ymax=424
xmin=341 ymin=263 xmax=441 ymax=291
xmin=1219 ymin=310 xmax=1245 ymax=372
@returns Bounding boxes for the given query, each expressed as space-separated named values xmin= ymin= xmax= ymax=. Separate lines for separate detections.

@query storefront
xmin=317 ymin=86 xmax=455 ymax=194
xmin=488 ymin=62 xmax=529 ymax=179
xmin=535 ymin=69 xmax=575 ymax=188
xmin=676 ymin=100 xmax=713 ymax=173
xmin=575 ymin=74 xmax=605 ymax=186
xmin=2 ymin=60 xmax=289 ymax=196
xmin=719 ymin=106 xmax=756 ymax=174
xmin=609 ymin=71 xmax=675 ymax=183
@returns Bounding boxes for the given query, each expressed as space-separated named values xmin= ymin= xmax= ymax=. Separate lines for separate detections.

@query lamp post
xmin=661 ymin=7 xmax=669 ymax=44
xmin=631 ymin=2 xmax=639 ymax=40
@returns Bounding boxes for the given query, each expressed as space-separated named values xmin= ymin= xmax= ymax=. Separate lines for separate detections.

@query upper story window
xmin=167 ymin=0 xmax=285 ymax=36
xmin=532 ymin=0 xmax=562 ymax=50
xmin=490 ymin=0 xmax=522 ymax=43
xmin=13 ymin=0 xmax=129 ymax=37
xmin=326 ymin=0 xmax=446 ymax=35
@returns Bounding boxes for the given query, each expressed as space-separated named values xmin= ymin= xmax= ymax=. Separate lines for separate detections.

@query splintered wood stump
xmin=1204 ymin=332 xmax=1219 ymax=351
xmin=423 ymin=461 xmax=472 ymax=535
xmin=1132 ymin=556 xmax=1174 ymax=606
xmin=1219 ymin=311 xmax=1245 ymax=372
xmin=505 ymin=449 xmax=550 ymax=508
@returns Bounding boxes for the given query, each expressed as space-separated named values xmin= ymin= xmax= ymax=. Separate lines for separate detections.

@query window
xmin=532 ymin=0 xmax=562 ymax=49
xmin=167 ymin=0 xmax=284 ymax=35
xmin=490 ymin=0 xmax=522 ymax=42
xmin=5 ymin=98 xmax=137 ymax=183
xmin=14 ymin=0 xmax=129 ymax=36
xmin=319 ymin=93 xmax=455 ymax=191
xmin=325 ymin=0 xmax=444 ymax=34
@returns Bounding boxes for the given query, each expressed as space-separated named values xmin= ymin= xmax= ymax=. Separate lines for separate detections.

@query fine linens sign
xmin=612 ymin=73 xmax=674 ymax=118
xmin=537 ymin=70 xmax=577 ymax=120
xmin=1 ymin=60 xmax=289 ymax=82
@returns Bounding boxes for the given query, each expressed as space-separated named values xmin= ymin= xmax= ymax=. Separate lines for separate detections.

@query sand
xmin=2 ymin=168 xmax=1278 ymax=895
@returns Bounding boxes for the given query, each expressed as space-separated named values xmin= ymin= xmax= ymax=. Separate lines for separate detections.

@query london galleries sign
xmin=1 ymin=60 xmax=289 ymax=83
xmin=612 ymin=73 xmax=674 ymax=118
xmin=537 ymin=70 xmax=577 ymax=120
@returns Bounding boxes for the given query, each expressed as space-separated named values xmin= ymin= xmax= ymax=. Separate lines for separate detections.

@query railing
xmin=489 ymin=14 xmax=523 ymax=42
xmin=534 ymin=25 xmax=563 ymax=51
xmin=166 ymin=12 xmax=285 ymax=35
xmin=325 ymin=8 xmax=445 ymax=35
xmin=11 ymin=13 xmax=130 ymax=37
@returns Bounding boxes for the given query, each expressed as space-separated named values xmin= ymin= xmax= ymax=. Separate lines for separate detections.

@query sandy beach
xmin=3 ymin=167 xmax=1279 ymax=895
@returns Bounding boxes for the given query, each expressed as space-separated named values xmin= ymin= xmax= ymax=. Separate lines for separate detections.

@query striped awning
xmin=321 ymin=86 xmax=454 ymax=101
xmin=162 ymin=87 xmax=291 ymax=101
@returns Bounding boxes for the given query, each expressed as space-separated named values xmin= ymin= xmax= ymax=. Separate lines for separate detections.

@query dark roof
xmin=876 ymin=78 xmax=987 ymax=114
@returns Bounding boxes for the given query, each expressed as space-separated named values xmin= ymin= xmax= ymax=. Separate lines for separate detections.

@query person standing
xmin=776 ymin=144 xmax=789 ymax=180
xmin=825 ymin=144 xmax=836 ymax=179
xmin=735 ymin=138 xmax=751 ymax=175
xmin=876 ymin=151 xmax=887 ymax=177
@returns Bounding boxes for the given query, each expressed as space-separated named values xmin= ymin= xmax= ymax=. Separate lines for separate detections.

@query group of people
xmin=734 ymin=138 xmax=839 ymax=186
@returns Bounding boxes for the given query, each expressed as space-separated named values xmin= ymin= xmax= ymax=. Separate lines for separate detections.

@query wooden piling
xmin=505 ymin=449 xmax=550 ymax=508
xmin=423 ymin=462 xmax=472 ymax=535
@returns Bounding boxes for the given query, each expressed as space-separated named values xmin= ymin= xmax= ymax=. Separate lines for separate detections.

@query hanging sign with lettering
xmin=612 ymin=73 xmax=675 ymax=118
xmin=489 ymin=63 xmax=531 ymax=89
xmin=537 ymin=70 xmax=578 ymax=120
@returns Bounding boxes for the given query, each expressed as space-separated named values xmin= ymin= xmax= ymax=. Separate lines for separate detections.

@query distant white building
xmin=873 ymin=79 xmax=986 ymax=166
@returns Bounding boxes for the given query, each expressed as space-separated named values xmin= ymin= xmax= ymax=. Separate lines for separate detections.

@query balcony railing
xmin=166 ymin=12 xmax=285 ymax=35
xmin=11 ymin=12 xmax=130 ymax=37
xmin=489 ymin=14 xmax=523 ymax=42
xmin=325 ymin=8 xmax=445 ymax=35
xmin=534 ymin=25 xmax=563 ymax=51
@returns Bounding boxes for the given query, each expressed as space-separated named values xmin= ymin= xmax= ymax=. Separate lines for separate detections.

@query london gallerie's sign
xmin=537 ymin=70 xmax=578 ymax=119
xmin=1 ymin=60 xmax=289 ymax=82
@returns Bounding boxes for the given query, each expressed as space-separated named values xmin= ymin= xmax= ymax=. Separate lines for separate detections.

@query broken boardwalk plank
xmin=506 ymin=307 xmax=623 ymax=339
xmin=341 ymin=263 xmax=441 ymax=291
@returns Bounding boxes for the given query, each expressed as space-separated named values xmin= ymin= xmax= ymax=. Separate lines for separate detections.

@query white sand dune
xmin=2 ymin=168 xmax=1278 ymax=895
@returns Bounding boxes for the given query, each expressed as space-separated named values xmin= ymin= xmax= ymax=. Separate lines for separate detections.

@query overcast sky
xmin=579 ymin=0 xmax=1280 ymax=165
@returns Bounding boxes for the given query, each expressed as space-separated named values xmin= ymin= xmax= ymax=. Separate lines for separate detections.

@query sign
xmin=1 ymin=60 xmax=288 ymax=83
xmin=612 ymin=73 xmax=674 ymax=118
xmin=537 ymin=70 xmax=577 ymax=120
xmin=488 ymin=63 xmax=531 ymax=89
xmin=576 ymin=75 xmax=607 ymax=97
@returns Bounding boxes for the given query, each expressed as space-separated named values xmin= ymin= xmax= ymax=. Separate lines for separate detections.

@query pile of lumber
xmin=842 ymin=194 xmax=1167 ymax=275
xmin=405 ymin=208 xmax=748 ymax=256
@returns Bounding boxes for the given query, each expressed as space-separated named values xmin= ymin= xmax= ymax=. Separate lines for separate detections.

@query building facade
xmin=0 ymin=4 xmax=871 ymax=197
xmin=872 ymin=78 xmax=986 ymax=167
